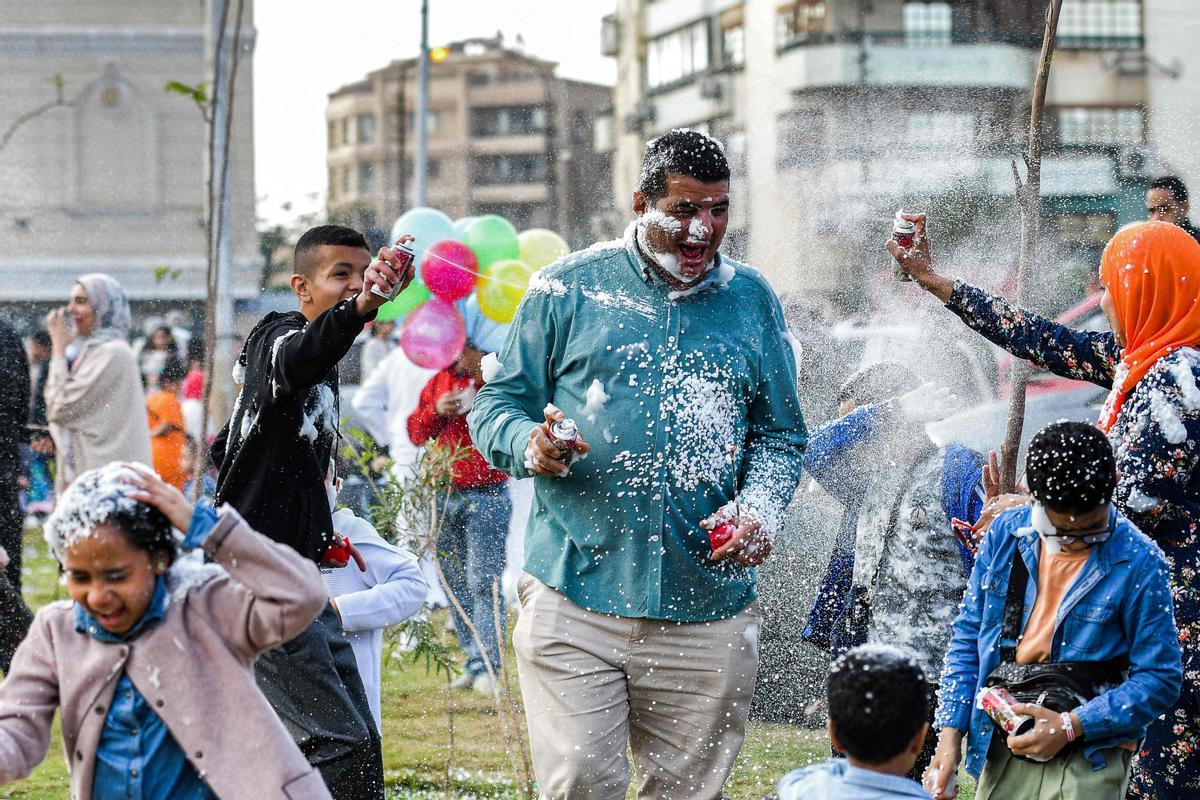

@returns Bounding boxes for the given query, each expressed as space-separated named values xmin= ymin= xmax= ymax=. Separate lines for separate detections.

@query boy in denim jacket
xmin=926 ymin=422 xmax=1181 ymax=799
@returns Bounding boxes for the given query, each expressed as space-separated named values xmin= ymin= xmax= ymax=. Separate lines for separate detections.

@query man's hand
xmin=1007 ymin=704 xmax=1077 ymax=762
xmin=321 ymin=537 xmax=367 ymax=571
xmin=524 ymin=404 xmax=590 ymax=478
xmin=45 ymin=307 xmax=74 ymax=357
xmin=436 ymin=391 xmax=465 ymax=418
xmin=356 ymin=234 xmax=416 ymax=316
xmin=923 ymin=728 xmax=963 ymax=799
xmin=127 ymin=463 xmax=194 ymax=532
xmin=702 ymin=507 xmax=773 ymax=566
xmin=971 ymin=492 xmax=1029 ymax=546
xmin=885 ymin=213 xmax=955 ymax=303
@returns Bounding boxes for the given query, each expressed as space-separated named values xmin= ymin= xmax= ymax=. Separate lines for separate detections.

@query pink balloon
xmin=421 ymin=239 xmax=478 ymax=301
xmin=399 ymin=298 xmax=466 ymax=369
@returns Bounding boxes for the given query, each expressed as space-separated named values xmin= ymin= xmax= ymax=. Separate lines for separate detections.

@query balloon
xmin=477 ymin=259 xmax=533 ymax=324
xmin=463 ymin=215 xmax=520 ymax=269
xmin=399 ymin=298 xmax=466 ymax=370
xmin=374 ymin=279 xmax=431 ymax=323
xmin=459 ymin=294 xmax=509 ymax=354
xmin=452 ymin=216 xmax=478 ymax=239
xmin=518 ymin=228 xmax=570 ymax=270
xmin=389 ymin=207 xmax=456 ymax=276
xmin=421 ymin=239 xmax=479 ymax=301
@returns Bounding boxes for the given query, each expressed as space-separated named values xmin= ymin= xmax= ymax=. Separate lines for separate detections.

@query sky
xmin=252 ymin=0 xmax=616 ymax=227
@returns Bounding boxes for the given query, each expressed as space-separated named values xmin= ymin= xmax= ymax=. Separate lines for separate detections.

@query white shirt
xmin=350 ymin=348 xmax=437 ymax=474
xmin=322 ymin=508 xmax=427 ymax=732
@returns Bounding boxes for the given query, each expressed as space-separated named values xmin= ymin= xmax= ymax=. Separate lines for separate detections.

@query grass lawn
xmin=5 ymin=529 xmax=974 ymax=799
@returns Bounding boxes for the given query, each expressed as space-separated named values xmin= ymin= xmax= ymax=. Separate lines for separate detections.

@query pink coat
xmin=0 ymin=507 xmax=333 ymax=800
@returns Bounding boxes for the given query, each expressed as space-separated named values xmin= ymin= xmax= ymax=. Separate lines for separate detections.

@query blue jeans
xmin=439 ymin=483 xmax=511 ymax=677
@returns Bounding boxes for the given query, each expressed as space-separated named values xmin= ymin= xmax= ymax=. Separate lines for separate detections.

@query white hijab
xmin=75 ymin=273 xmax=131 ymax=348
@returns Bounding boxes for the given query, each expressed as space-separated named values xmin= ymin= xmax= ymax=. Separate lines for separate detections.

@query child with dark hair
xmin=0 ymin=462 xmax=332 ymax=798
xmin=778 ymin=644 xmax=933 ymax=798
xmin=210 ymin=224 xmax=415 ymax=799
xmin=926 ymin=421 xmax=1182 ymax=800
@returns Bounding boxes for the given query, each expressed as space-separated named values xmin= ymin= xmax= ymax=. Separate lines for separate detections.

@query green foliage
xmin=164 ymin=81 xmax=209 ymax=107
xmin=152 ymin=265 xmax=183 ymax=283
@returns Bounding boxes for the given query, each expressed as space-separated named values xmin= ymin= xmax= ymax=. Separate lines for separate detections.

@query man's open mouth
xmin=678 ymin=241 xmax=708 ymax=268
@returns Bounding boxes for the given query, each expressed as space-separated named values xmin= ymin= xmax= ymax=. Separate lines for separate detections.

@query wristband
xmin=1060 ymin=712 xmax=1076 ymax=743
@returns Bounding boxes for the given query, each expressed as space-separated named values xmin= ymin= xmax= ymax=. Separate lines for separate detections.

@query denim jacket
xmin=935 ymin=505 xmax=1181 ymax=776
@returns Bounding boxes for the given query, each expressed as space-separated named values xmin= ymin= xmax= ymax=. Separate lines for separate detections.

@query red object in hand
xmin=709 ymin=519 xmax=738 ymax=550
xmin=322 ymin=536 xmax=352 ymax=566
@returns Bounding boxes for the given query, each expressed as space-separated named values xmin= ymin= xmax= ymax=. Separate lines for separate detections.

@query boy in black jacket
xmin=212 ymin=224 xmax=413 ymax=800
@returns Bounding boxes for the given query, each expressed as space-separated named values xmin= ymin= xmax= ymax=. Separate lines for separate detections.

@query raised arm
xmin=888 ymin=212 xmax=1120 ymax=386
xmin=266 ymin=299 xmax=373 ymax=404
xmin=804 ymin=403 xmax=892 ymax=504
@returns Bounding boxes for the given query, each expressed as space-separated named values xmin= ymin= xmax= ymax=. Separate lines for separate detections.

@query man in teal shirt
xmin=469 ymin=129 xmax=807 ymax=798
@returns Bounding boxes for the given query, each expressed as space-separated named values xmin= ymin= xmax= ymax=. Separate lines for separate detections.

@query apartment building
xmin=602 ymin=0 xmax=1198 ymax=306
xmin=326 ymin=35 xmax=612 ymax=247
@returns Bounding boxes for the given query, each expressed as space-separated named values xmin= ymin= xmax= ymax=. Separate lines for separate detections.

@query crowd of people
xmin=0 ymin=127 xmax=1195 ymax=800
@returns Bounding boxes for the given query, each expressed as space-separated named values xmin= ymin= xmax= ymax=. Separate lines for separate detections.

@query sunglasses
xmin=1148 ymin=205 xmax=1175 ymax=215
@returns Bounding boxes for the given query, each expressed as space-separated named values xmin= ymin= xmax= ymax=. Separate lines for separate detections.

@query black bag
xmin=982 ymin=550 xmax=1128 ymax=756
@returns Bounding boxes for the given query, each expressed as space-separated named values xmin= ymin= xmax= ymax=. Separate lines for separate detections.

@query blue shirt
xmin=75 ymin=503 xmax=220 ymax=800
xmin=936 ymin=505 xmax=1182 ymax=776
xmin=777 ymin=759 xmax=931 ymax=799
xmin=469 ymin=226 xmax=808 ymax=621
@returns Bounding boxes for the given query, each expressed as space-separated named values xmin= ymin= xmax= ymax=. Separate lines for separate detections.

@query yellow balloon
xmin=517 ymin=229 xmax=569 ymax=271
xmin=477 ymin=259 xmax=533 ymax=323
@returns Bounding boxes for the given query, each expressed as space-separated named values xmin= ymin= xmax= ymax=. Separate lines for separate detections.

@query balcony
xmin=789 ymin=34 xmax=1036 ymax=91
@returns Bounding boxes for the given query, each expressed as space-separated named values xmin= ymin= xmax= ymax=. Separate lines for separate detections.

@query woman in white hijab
xmin=44 ymin=274 xmax=151 ymax=492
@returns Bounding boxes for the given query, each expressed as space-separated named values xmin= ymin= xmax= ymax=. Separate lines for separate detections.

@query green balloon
xmin=463 ymin=215 xmax=520 ymax=269
xmin=375 ymin=279 xmax=431 ymax=322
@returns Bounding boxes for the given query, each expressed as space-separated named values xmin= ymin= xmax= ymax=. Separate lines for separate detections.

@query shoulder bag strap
xmin=999 ymin=546 xmax=1031 ymax=664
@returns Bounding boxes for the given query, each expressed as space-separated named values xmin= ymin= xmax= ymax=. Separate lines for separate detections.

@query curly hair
xmin=1025 ymin=421 xmax=1117 ymax=515
xmin=44 ymin=463 xmax=177 ymax=564
xmin=827 ymin=644 xmax=929 ymax=765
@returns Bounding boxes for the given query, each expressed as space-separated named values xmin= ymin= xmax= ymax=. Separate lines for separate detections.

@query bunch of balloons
xmin=375 ymin=207 xmax=570 ymax=370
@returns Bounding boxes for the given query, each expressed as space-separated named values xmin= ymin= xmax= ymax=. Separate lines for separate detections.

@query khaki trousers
xmin=513 ymin=573 xmax=761 ymax=800
xmin=976 ymin=735 xmax=1133 ymax=800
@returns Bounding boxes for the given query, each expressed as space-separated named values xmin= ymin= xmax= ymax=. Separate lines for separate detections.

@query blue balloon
xmin=458 ymin=294 xmax=509 ymax=354
xmin=390 ymin=207 xmax=456 ymax=277
xmin=452 ymin=216 xmax=478 ymax=240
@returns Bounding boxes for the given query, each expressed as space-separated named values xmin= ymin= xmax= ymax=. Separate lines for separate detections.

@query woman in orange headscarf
xmin=890 ymin=218 xmax=1200 ymax=798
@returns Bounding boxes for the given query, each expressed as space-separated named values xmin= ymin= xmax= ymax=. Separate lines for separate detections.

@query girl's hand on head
xmin=127 ymin=464 xmax=194 ymax=532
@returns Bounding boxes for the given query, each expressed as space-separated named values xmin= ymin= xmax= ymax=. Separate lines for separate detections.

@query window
xmin=1055 ymin=107 xmax=1145 ymax=146
xmin=328 ymin=167 xmax=337 ymax=198
xmin=1059 ymin=0 xmax=1142 ymax=48
xmin=356 ymin=113 xmax=376 ymax=145
xmin=340 ymin=118 xmax=351 ymax=148
xmin=473 ymin=203 xmax=546 ymax=229
xmin=906 ymin=112 xmax=975 ymax=147
xmin=903 ymin=2 xmax=953 ymax=45
xmin=646 ymin=20 xmax=710 ymax=89
xmin=357 ymin=161 xmax=376 ymax=193
xmin=471 ymin=154 xmax=547 ymax=184
xmin=1058 ymin=212 xmax=1115 ymax=246
xmin=340 ymin=166 xmax=351 ymax=196
xmin=427 ymin=159 xmax=442 ymax=180
xmin=776 ymin=1 xmax=827 ymax=49
xmin=722 ymin=23 xmax=745 ymax=67
xmin=406 ymin=110 xmax=443 ymax=135
xmin=471 ymin=106 xmax=547 ymax=138
xmin=328 ymin=121 xmax=338 ymax=148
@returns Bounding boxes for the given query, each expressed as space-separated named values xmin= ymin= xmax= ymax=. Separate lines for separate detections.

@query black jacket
xmin=0 ymin=322 xmax=29 ymax=480
xmin=213 ymin=299 xmax=372 ymax=562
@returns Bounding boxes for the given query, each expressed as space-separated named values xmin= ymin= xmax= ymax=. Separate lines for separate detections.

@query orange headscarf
xmin=1097 ymin=221 xmax=1200 ymax=431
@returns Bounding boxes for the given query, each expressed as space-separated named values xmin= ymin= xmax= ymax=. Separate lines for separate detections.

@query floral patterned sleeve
xmin=1111 ymin=359 xmax=1200 ymax=544
xmin=946 ymin=281 xmax=1121 ymax=388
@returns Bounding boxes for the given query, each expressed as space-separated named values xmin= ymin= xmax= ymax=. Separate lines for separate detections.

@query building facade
xmin=326 ymin=36 xmax=612 ymax=248
xmin=603 ymin=0 xmax=1196 ymax=309
xmin=0 ymin=0 xmax=259 ymax=324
